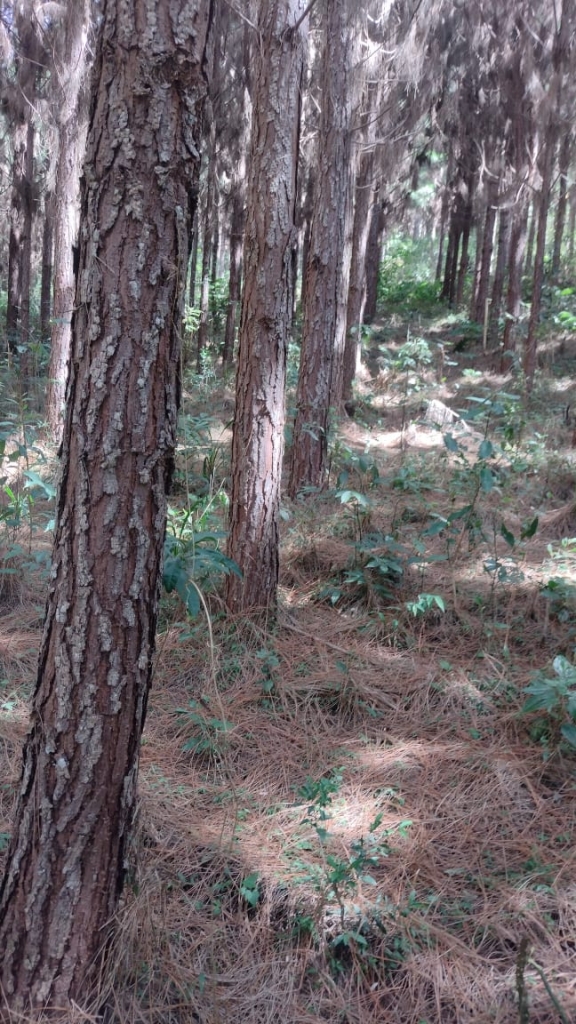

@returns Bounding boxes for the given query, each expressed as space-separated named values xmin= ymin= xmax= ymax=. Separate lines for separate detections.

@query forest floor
xmin=2 ymin=310 xmax=576 ymax=1023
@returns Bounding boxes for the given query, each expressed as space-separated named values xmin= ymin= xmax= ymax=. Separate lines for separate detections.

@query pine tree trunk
xmin=488 ymin=206 xmax=510 ymax=346
xmin=222 ymin=178 xmax=245 ymax=368
xmin=289 ymin=0 xmax=356 ymax=495
xmin=343 ymin=149 xmax=374 ymax=400
xmin=501 ymin=201 xmax=528 ymax=370
xmin=363 ymin=192 xmax=385 ymax=324
xmin=40 ymin=192 xmax=54 ymax=341
xmin=551 ymin=132 xmax=571 ymax=282
xmin=523 ymin=202 xmax=536 ymax=278
xmin=435 ymin=145 xmax=454 ymax=282
xmin=46 ymin=0 xmax=90 ymax=441
xmin=525 ymin=126 xmax=558 ymax=385
xmin=472 ymin=176 xmax=498 ymax=323
xmin=226 ymin=0 xmax=306 ymax=613
xmin=0 ymin=1 xmax=211 ymax=1014
xmin=196 ymin=152 xmax=214 ymax=372
xmin=6 ymin=118 xmax=28 ymax=353
xmin=18 ymin=120 xmax=35 ymax=374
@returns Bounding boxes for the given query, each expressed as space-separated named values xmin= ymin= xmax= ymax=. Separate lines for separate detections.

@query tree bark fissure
xmin=0 ymin=0 xmax=212 ymax=1013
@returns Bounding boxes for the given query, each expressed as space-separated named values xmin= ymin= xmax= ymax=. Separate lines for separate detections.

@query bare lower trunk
xmin=472 ymin=177 xmax=498 ymax=324
xmin=289 ymin=0 xmax=357 ymax=495
xmin=46 ymin=0 xmax=90 ymax=441
xmin=363 ymin=192 xmax=385 ymax=324
xmin=40 ymin=192 xmax=54 ymax=341
xmin=222 ymin=179 xmax=245 ymax=368
xmin=0 ymin=1 xmax=211 ymax=1013
xmin=501 ymin=201 xmax=528 ymax=370
xmin=488 ymin=206 xmax=510 ymax=346
xmin=343 ymin=150 xmax=374 ymax=400
xmin=6 ymin=119 xmax=28 ymax=353
xmin=226 ymin=0 xmax=305 ymax=613
xmin=551 ymin=133 xmax=571 ymax=282
xmin=525 ymin=128 xmax=557 ymax=385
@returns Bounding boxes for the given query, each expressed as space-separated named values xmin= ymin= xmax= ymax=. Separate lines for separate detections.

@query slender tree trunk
xmin=363 ymin=192 xmax=385 ymax=324
xmin=0 ymin=1 xmax=211 ymax=1014
xmin=472 ymin=176 xmax=498 ymax=323
xmin=455 ymin=181 xmax=474 ymax=306
xmin=525 ymin=127 xmax=558 ymax=385
xmin=226 ymin=0 xmax=306 ymax=613
xmin=501 ymin=200 xmax=528 ymax=370
xmin=40 ymin=191 xmax=54 ymax=341
xmin=551 ymin=132 xmax=571 ymax=282
xmin=188 ymin=209 xmax=199 ymax=308
xmin=488 ymin=206 xmax=510 ymax=346
xmin=298 ymin=164 xmax=314 ymax=316
xmin=196 ymin=152 xmax=215 ymax=372
xmin=46 ymin=0 xmax=90 ymax=441
xmin=435 ymin=145 xmax=454 ymax=282
xmin=6 ymin=118 xmax=28 ymax=353
xmin=523 ymin=201 xmax=536 ymax=279
xmin=222 ymin=176 xmax=245 ymax=368
xmin=343 ymin=151 xmax=374 ymax=400
xmin=19 ymin=120 xmax=35 ymax=373
xmin=568 ymin=187 xmax=576 ymax=265
xmin=289 ymin=0 xmax=356 ymax=495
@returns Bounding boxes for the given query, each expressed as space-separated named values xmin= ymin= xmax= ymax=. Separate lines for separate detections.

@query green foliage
xmin=522 ymin=656 xmax=576 ymax=753
xmin=163 ymin=502 xmax=241 ymax=618
xmin=175 ymin=697 xmax=235 ymax=758
xmin=405 ymin=593 xmax=445 ymax=617
xmin=377 ymin=236 xmax=441 ymax=313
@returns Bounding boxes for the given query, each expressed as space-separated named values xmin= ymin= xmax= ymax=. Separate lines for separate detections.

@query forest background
xmin=0 ymin=1 xmax=576 ymax=1022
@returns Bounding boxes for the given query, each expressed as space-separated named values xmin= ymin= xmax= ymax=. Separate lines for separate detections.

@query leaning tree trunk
xmin=226 ymin=0 xmax=306 ymax=613
xmin=46 ymin=0 xmax=91 ymax=441
xmin=0 ymin=0 xmax=211 ymax=1015
xmin=289 ymin=0 xmax=356 ymax=495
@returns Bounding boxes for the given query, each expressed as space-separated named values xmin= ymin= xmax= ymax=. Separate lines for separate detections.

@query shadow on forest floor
xmin=1 ymin=326 xmax=576 ymax=1023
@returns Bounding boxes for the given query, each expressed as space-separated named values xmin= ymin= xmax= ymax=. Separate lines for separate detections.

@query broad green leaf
xmin=478 ymin=439 xmax=494 ymax=460
xmin=443 ymin=433 xmax=460 ymax=453
xmin=560 ymin=723 xmax=576 ymax=749
xmin=501 ymin=524 xmax=516 ymax=548
xmin=480 ymin=466 xmax=494 ymax=492
xmin=520 ymin=516 xmax=539 ymax=540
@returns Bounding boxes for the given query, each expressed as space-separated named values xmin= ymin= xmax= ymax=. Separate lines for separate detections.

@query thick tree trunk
xmin=288 ymin=0 xmax=356 ymax=495
xmin=46 ymin=0 xmax=90 ymax=441
xmin=19 ymin=120 xmax=35 ymax=372
xmin=0 ymin=1 xmax=211 ymax=1015
xmin=226 ymin=0 xmax=305 ymax=613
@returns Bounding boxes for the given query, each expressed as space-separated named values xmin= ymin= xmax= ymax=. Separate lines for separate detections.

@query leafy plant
xmin=522 ymin=656 xmax=576 ymax=752
xmin=175 ymin=697 xmax=235 ymax=758
xmin=163 ymin=503 xmax=241 ymax=619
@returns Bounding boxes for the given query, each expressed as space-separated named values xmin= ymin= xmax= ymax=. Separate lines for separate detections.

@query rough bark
xmin=6 ymin=117 xmax=28 ymax=353
xmin=289 ymin=0 xmax=356 ymax=495
xmin=525 ymin=125 xmax=557 ymax=384
xmin=226 ymin=0 xmax=305 ymax=613
xmin=46 ymin=0 xmax=91 ymax=441
xmin=0 ymin=0 xmax=212 ymax=1014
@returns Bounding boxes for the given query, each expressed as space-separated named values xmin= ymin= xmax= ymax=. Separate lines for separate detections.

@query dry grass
xmin=2 ymin=350 xmax=576 ymax=1024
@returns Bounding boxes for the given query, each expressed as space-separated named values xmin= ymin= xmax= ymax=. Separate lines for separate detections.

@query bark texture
xmin=46 ymin=0 xmax=91 ymax=440
xmin=226 ymin=0 xmax=305 ymax=613
xmin=289 ymin=0 xmax=356 ymax=495
xmin=0 ymin=0 xmax=212 ymax=1014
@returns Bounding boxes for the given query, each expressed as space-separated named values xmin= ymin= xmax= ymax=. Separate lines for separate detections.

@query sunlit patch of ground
xmin=1 ymin=338 xmax=576 ymax=1023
